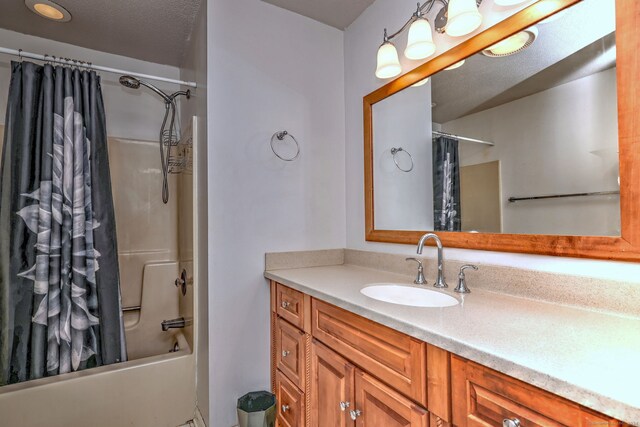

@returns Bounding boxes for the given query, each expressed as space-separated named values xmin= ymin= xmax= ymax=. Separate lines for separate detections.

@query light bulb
xmin=404 ymin=18 xmax=436 ymax=60
xmin=446 ymin=0 xmax=483 ymax=37
xmin=445 ymin=59 xmax=465 ymax=70
xmin=375 ymin=42 xmax=402 ymax=79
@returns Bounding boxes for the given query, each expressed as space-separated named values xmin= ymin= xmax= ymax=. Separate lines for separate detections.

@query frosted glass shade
xmin=446 ymin=0 xmax=483 ymax=37
xmin=404 ymin=18 xmax=436 ymax=60
xmin=376 ymin=42 xmax=402 ymax=79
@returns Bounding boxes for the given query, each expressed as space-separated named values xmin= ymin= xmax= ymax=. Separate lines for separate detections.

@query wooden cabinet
xmin=276 ymin=370 xmax=305 ymax=427
xmin=311 ymin=339 xmax=428 ymax=427
xmin=355 ymin=370 xmax=429 ymax=427
xmin=310 ymin=340 xmax=355 ymax=427
xmin=271 ymin=282 xmax=624 ymax=427
xmin=451 ymin=355 xmax=619 ymax=427
xmin=312 ymin=298 xmax=427 ymax=406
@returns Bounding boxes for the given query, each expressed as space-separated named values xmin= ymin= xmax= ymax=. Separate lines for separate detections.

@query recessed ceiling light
xmin=445 ymin=59 xmax=465 ymax=70
xmin=412 ymin=77 xmax=430 ymax=87
xmin=25 ymin=0 xmax=71 ymax=22
xmin=482 ymin=26 xmax=538 ymax=57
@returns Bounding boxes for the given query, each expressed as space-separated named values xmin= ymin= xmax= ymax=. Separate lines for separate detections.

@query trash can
xmin=237 ymin=391 xmax=276 ymax=427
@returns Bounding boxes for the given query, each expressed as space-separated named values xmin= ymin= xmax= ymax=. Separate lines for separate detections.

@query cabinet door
xmin=354 ymin=370 xmax=429 ymax=427
xmin=311 ymin=340 xmax=355 ymax=427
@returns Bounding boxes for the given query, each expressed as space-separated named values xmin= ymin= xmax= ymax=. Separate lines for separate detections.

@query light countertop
xmin=265 ymin=264 xmax=640 ymax=425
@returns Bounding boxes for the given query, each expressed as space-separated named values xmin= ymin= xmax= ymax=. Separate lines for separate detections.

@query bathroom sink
xmin=360 ymin=284 xmax=459 ymax=308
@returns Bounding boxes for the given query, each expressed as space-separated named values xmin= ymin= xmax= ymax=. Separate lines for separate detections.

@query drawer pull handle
xmin=339 ymin=401 xmax=350 ymax=411
xmin=281 ymin=404 xmax=290 ymax=413
xmin=281 ymin=300 xmax=290 ymax=309
xmin=350 ymin=409 xmax=362 ymax=420
xmin=282 ymin=350 xmax=290 ymax=358
xmin=503 ymin=418 xmax=521 ymax=427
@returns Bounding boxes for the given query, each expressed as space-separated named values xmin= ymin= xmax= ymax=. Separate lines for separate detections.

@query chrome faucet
xmin=161 ymin=317 xmax=186 ymax=331
xmin=416 ymin=233 xmax=448 ymax=288
xmin=405 ymin=258 xmax=426 ymax=285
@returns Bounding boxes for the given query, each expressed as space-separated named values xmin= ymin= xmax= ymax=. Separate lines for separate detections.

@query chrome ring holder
xmin=271 ymin=130 xmax=300 ymax=161
xmin=391 ymin=147 xmax=414 ymax=172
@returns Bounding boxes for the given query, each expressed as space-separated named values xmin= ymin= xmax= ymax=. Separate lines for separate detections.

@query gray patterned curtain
xmin=432 ymin=136 xmax=461 ymax=231
xmin=0 ymin=61 xmax=126 ymax=386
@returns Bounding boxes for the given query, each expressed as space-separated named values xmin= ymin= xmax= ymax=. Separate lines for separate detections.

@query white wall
xmin=0 ymin=28 xmax=180 ymax=142
xmin=207 ymin=0 xmax=346 ymax=424
xmin=373 ymin=82 xmax=433 ymax=230
xmin=344 ymin=0 xmax=640 ymax=282
xmin=446 ymin=68 xmax=620 ymax=236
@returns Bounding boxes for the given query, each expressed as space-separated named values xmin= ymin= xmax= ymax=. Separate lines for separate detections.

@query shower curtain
xmin=432 ymin=135 xmax=461 ymax=231
xmin=0 ymin=61 xmax=126 ymax=386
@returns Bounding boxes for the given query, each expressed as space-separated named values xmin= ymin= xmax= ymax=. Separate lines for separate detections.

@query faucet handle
xmin=405 ymin=257 xmax=423 ymax=268
xmin=455 ymin=264 xmax=478 ymax=293
xmin=406 ymin=257 xmax=426 ymax=285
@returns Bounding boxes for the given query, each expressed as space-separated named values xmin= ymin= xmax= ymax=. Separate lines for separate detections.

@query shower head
xmin=119 ymin=75 xmax=140 ymax=89
xmin=119 ymin=75 xmax=172 ymax=104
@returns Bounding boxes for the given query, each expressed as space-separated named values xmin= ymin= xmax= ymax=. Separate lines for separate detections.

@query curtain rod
xmin=0 ymin=47 xmax=197 ymax=88
xmin=433 ymin=130 xmax=494 ymax=146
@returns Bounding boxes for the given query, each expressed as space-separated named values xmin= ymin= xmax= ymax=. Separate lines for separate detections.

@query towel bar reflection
xmin=391 ymin=147 xmax=413 ymax=172
xmin=508 ymin=190 xmax=620 ymax=203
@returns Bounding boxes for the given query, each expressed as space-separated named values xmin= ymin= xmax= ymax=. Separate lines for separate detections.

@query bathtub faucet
xmin=161 ymin=317 xmax=187 ymax=331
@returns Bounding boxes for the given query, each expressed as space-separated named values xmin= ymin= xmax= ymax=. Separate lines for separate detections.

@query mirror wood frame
xmin=364 ymin=0 xmax=640 ymax=261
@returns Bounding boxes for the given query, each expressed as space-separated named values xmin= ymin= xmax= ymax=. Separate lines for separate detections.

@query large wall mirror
xmin=364 ymin=0 xmax=640 ymax=260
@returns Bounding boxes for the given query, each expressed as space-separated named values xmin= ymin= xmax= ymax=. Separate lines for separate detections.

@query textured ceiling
xmin=0 ymin=0 xmax=202 ymax=66
xmin=261 ymin=0 xmax=375 ymax=29
xmin=431 ymin=0 xmax=616 ymax=124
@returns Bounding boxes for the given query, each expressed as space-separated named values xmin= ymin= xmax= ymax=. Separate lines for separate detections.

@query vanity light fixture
xmin=375 ymin=31 xmax=402 ymax=79
xmin=375 ymin=0 xmax=484 ymax=79
xmin=446 ymin=0 xmax=483 ymax=37
xmin=25 ymin=0 xmax=71 ymax=22
xmin=482 ymin=26 xmax=538 ymax=57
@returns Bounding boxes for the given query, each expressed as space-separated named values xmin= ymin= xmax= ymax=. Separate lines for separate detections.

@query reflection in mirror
xmin=372 ymin=0 xmax=619 ymax=236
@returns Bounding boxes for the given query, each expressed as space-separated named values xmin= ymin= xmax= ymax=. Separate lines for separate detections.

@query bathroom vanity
xmin=266 ymin=258 xmax=638 ymax=426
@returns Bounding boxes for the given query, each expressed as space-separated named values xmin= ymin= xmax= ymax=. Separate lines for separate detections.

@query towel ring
xmin=391 ymin=147 xmax=413 ymax=172
xmin=271 ymin=130 xmax=300 ymax=161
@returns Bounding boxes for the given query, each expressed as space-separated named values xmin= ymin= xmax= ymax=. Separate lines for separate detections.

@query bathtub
xmin=0 ymin=261 xmax=196 ymax=427
xmin=0 ymin=332 xmax=195 ymax=427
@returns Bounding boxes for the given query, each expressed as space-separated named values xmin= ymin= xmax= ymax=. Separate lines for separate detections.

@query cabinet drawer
xmin=276 ymin=369 xmax=305 ymax=427
xmin=311 ymin=299 xmax=427 ymax=406
xmin=451 ymin=356 xmax=618 ymax=427
xmin=276 ymin=284 xmax=307 ymax=330
xmin=276 ymin=317 xmax=308 ymax=390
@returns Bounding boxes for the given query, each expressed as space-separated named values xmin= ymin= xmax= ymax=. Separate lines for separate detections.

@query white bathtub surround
xmin=264 ymin=249 xmax=640 ymax=425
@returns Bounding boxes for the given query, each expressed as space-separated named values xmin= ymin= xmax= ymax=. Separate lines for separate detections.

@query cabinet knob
xmin=350 ymin=409 xmax=362 ymax=420
xmin=503 ymin=418 xmax=521 ymax=427
xmin=339 ymin=401 xmax=350 ymax=411
xmin=282 ymin=350 xmax=290 ymax=358
xmin=281 ymin=404 xmax=290 ymax=413
xmin=281 ymin=300 xmax=290 ymax=309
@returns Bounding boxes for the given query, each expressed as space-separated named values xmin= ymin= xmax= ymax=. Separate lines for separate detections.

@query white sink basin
xmin=361 ymin=284 xmax=459 ymax=308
